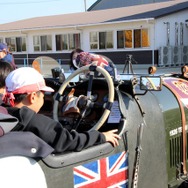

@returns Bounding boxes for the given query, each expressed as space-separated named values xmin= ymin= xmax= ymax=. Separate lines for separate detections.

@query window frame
xmin=5 ymin=37 xmax=27 ymax=52
xmin=55 ymin=33 xmax=81 ymax=51
xmin=117 ymin=28 xmax=150 ymax=49
xmin=89 ymin=31 xmax=114 ymax=50
xmin=33 ymin=35 xmax=52 ymax=52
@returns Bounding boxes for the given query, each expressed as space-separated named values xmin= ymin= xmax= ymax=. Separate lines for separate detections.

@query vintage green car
xmin=0 ymin=61 xmax=188 ymax=188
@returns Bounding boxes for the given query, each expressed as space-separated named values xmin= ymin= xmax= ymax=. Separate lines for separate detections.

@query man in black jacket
xmin=3 ymin=67 xmax=120 ymax=153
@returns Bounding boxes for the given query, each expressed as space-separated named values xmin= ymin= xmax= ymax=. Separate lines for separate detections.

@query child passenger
xmin=69 ymin=48 xmax=114 ymax=75
xmin=3 ymin=67 xmax=120 ymax=153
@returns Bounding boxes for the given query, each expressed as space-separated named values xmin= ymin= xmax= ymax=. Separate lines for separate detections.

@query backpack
xmin=0 ymin=106 xmax=54 ymax=158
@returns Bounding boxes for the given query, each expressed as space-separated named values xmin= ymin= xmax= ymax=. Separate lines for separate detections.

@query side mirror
xmin=140 ymin=76 xmax=162 ymax=91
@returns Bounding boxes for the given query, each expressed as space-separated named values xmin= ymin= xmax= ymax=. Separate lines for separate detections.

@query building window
xmin=125 ymin=30 xmax=133 ymax=48
xmin=117 ymin=28 xmax=150 ymax=49
xmin=33 ymin=35 xmax=52 ymax=52
xmin=90 ymin=32 xmax=98 ymax=49
xmin=117 ymin=30 xmax=133 ymax=48
xmin=141 ymin=29 xmax=150 ymax=47
xmin=90 ymin=31 xmax=113 ymax=50
xmin=33 ymin=36 xmax=40 ymax=51
xmin=16 ymin=37 xmax=26 ymax=52
xmin=0 ymin=38 xmax=3 ymax=43
xmin=56 ymin=34 xmax=68 ymax=50
xmin=134 ymin=29 xmax=141 ymax=48
xmin=117 ymin=31 xmax=124 ymax=48
xmin=69 ymin=33 xmax=80 ymax=50
xmin=99 ymin=32 xmax=106 ymax=49
xmin=5 ymin=37 xmax=26 ymax=52
xmin=56 ymin=33 xmax=80 ymax=51
xmin=5 ymin=37 xmax=16 ymax=51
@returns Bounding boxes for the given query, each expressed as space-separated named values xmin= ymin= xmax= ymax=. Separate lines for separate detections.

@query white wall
xmin=155 ymin=10 xmax=188 ymax=48
xmin=1 ymin=9 xmax=187 ymax=55
xmin=80 ymin=20 xmax=155 ymax=52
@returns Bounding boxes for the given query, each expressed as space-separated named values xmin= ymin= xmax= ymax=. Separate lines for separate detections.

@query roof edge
xmin=0 ymin=18 xmax=155 ymax=33
xmin=87 ymin=0 xmax=102 ymax=11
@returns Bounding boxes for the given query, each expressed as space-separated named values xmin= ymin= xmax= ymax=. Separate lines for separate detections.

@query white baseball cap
xmin=5 ymin=67 xmax=54 ymax=94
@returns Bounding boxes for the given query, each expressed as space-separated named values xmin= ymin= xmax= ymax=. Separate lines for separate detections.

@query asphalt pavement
xmin=19 ymin=63 xmax=183 ymax=76
xmin=59 ymin=64 xmax=183 ymax=75
xmin=114 ymin=64 xmax=183 ymax=75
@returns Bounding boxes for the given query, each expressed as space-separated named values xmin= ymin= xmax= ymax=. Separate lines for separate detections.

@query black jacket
xmin=7 ymin=106 xmax=106 ymax=153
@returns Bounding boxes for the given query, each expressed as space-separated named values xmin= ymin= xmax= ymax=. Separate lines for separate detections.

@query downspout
xmin=152 ymin=22 xmax=155 ymax=66
xmin=151 ymin=19 xmax=155 ymax=66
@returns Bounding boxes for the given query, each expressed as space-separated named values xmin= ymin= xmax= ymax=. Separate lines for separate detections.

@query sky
xmin=0 ymin=0 xmax=97 ymax=24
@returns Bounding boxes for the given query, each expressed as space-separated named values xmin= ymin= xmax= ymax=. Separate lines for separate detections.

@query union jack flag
xmin=73 ymin=151 xmax=128 ymax=188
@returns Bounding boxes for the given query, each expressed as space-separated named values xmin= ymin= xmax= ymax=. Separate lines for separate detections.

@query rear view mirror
xmin=140 ymin=76 xmax=162 ymax=91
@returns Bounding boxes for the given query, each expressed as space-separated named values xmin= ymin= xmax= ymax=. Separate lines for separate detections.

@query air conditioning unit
xmin=181 ymin=46 xmax=188 ymax=65
xmin=172 ymin=46 xmax=181 ymax=66
xmin=158 ymin=46 xmax=172 ymax=66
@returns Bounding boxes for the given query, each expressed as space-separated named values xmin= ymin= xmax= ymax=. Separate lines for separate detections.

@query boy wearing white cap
xmin=3 ymin=67 xmax=120 ymax=153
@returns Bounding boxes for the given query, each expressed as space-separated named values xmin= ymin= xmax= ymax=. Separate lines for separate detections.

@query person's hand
xmin=102 ymin=129 xmax=121 ymax=147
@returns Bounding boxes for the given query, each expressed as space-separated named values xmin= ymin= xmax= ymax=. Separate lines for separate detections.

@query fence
xmin=14 ymin=57 xmax=70 ymax=71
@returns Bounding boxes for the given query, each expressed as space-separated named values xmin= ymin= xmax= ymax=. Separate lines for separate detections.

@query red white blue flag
xmin=73 ymin=151 xmax=128 ymax=188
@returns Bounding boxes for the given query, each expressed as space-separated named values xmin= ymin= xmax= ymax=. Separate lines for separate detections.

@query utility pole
xmin=84 ymin=0 xmax=87 ymax=12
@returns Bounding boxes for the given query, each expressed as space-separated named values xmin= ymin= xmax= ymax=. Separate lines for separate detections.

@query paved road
xmin=19 ymin=63 xmax=183 ymax=76
xmin=60 ymin=64 xmax=183 ymax=75
xmin=115 ymin=64 xmax=182 ymax=75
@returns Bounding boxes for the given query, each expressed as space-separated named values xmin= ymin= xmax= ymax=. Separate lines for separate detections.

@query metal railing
xmin=14 ymin=57 xmax=70 ymax=69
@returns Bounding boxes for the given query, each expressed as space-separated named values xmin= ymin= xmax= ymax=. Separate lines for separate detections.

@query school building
xmin=0 ymin=0 xmax=187 ymax=67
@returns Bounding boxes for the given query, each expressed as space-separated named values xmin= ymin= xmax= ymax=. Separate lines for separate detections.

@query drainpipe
xmin=152 ymin=22 xmax=155 ymax=66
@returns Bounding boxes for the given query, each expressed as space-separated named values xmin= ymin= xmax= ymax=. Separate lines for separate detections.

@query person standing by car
xmin=3 ymin=67 xmax=120 ymax=153
xmin=0 ymin=43 xmax=17 ymax=69
xmin=69 ymin=48 xmax=84 ymax=72
xmin=71 ymin=49 xmax=114 ymax=75
xmin=69 ymin=48 xmax=114 ymax=76
xmin=0 ymin=62 xmax=14 ymax=105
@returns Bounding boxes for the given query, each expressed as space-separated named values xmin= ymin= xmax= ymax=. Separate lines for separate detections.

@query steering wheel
xmin=53 ymin=65 xmax=114 ymax=131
